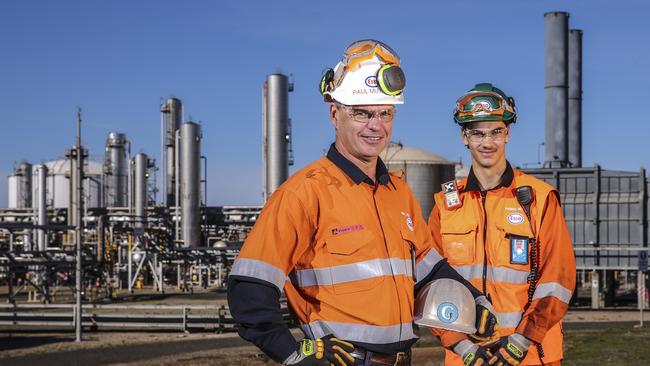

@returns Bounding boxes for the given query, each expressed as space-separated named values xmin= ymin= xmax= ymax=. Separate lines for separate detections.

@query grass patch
xmin=564 ymin=326 xmax=650 ymax=366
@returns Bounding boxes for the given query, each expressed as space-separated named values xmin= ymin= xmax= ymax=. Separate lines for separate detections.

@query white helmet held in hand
xmin=414 ymin=278 xmax=477 ymax=334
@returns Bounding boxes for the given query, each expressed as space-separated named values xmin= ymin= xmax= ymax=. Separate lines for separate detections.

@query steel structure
xmin=544 ymin=12 xmax=570 ymax=168
xmin=568 ymin=29 xmax=583 ymax=168
xmin=104 ymin=132 xmax=128 ymax=207
xmin=262 ymin=73 xmax=294 ymax=201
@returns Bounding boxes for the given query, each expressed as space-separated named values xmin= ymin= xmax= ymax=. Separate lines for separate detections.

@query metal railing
xmin=0 ymin=303 xmax=291 ymax=333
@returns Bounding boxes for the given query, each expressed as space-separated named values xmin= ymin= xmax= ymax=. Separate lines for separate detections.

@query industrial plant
xmin=0 ymin=11 xmax=648 ymax=337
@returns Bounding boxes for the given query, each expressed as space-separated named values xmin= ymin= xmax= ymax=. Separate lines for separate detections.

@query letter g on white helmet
xmin=320 ymin=39 xmax=405 ymax=105
xmin=414 ymin=278 xmax=477 ymax=334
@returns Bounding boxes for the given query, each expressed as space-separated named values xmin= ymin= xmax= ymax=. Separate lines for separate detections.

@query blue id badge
xmin=509 ymin=235 xmax=529 ymax=265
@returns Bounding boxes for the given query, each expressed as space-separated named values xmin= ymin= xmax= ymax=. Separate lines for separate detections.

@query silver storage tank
xmin=180 ymin=122 xmax=201 ymax=247
xmin=33 ymin=164 xmax=48 ymax=251
xmin=133 ymin=153 xmax=148 ymax=231
xmin=103 ymin=132 xmax=128 ymax=207
xmin=381 ymin=142 xmax=456 ymax=220
xmin=161 ymin=97 xmax=182 ymax=207
xmin=263 ymin=74 xmax=292 ymax=201
xmin=7 ymin=161 xmax=32 ymax=208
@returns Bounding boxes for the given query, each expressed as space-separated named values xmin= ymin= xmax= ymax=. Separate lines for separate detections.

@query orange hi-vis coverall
xmin=428 ymin=163 xmax=576 ymax=365
xmin=228 ymin=144 xmax=482 ymax=363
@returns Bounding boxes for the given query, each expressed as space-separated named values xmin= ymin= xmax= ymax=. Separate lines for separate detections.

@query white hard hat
xmin=320 ymin=39 xmax=405 ymax=106
xmin=414 ymin=278 xmax=477 ymax=334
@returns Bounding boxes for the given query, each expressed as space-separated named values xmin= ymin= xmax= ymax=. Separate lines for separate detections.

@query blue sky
xmin=1 ymin=0 xmax=648 ymax=206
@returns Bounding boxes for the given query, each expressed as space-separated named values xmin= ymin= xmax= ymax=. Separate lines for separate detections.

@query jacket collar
xmin=465 ymin=161 xmax=514 ymax=192
xmin=326 ymin=143 xmax=391 ymax=186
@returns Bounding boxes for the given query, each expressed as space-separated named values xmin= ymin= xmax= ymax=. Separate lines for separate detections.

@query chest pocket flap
xmin=325 ymin=229 xmax=384 ymax=294
xmin=440 ymin=220 xmax=478 ymax=265
xmin=326 ymin=229 xmax=373 ymax=257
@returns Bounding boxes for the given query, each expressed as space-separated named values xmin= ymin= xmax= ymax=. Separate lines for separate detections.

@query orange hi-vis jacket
xmin=428 ymin=163 xmax=576 ymax=365
xmin=228 ymin=144 xmax=471 ymax=362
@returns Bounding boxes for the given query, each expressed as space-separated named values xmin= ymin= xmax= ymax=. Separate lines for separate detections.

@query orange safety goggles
xmin=454 ymin=91 xmax=516 ymax=118
xmin=341 ymin=39 xmax=401 ymax=70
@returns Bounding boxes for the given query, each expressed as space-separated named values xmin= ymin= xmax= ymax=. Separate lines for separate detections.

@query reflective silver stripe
xmin=302 ymin=320 xmax=417 ymax=344
xmin=490 ymin=267 xmax=529 ymax=284
xmin=452 ymin=265 xmax=483 ymax=281
xmin=230 ymin=258 xmax=288 ymax=293
xmin=533 ymin=282 xmax=573 ymax=304
xmin=291 ymin=258 xmax=412 ymax=287
xmin=497 ymin=311 xmax=522 ymax=328
xmin=415 ymin=248 xmax=443 ymax=284
xmin=452 ymin=265 xmax=529 ymax=284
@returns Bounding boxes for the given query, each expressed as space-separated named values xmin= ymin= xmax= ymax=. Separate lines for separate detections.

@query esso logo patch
xmin=437 ymin=302 xmax=459 ymax=324
xmin=507 ymin=213 xmax=525 ymax=225
xmin=365 ymin=76 xmax=378 ymax=87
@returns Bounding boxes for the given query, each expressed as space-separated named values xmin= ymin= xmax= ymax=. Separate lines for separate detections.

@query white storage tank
xmin=381 ymin=142 xmax=456 ymax=220
xmin=44 ymin=159 xmax=103 ymax=208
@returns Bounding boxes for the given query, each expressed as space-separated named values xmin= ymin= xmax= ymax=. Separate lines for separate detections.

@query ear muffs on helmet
xmin=319 ymin=68 xmax=335 ymax=96
xmin=377 ymin=64 xmax=406 ymax=96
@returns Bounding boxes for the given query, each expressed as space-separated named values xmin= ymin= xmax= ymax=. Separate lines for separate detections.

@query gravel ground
xmin=2 ymin=310 xmax=650 ymax=366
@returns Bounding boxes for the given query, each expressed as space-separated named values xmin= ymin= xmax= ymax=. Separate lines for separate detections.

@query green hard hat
xmin=453 ymin=83 xmax=517 ymax=125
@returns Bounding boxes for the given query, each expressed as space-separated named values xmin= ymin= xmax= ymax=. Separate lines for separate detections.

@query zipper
xmin=481 ymin=190 xmax=488 ymax=296
xmin=371 ymin=183 xmax=403 ymax=349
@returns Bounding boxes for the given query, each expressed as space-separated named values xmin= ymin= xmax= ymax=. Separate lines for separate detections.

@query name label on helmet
xmin=509 ymin=235 xmax=529 ymax=265
xmin=437 ymin=302 xmax=459 ymax=323
xmin=353 ymin=88 xmax=381 ymax=95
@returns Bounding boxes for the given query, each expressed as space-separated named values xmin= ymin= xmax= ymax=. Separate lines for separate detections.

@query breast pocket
xmin=440 ymin=222 xmax=478 ymax=265
xmin=325 ymin=230 xmax=385 ymax=294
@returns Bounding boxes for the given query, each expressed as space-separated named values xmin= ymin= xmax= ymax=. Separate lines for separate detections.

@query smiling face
xmin=330 ymin=102 xmax=394 ymax=166
xmin=461 ymin=120 xmax=510 ymax=169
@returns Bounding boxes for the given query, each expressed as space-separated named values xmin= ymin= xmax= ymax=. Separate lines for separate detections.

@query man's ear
xmin=461 ymin=127 xmax=469 ymax=146
xmin=330 ymin=103 xmax=339 ymax=129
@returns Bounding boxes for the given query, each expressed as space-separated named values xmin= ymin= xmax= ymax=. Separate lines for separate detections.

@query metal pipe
xmin=75 ymin=107 xmax=83 ymax=342
xmin=35 ymin=164 xmax=48 ymax=251
xmin=134 ymin=153 xmax=148 ymax=232
xmin=160 ymin=103 xmax=165 ymax=206
xmin=126 ymin=140 xmax=132 ymax=217
xmin=263 ymin=74 xmax=290 ymax=201
xmin=180 ymin=122 xmax=201 ymax=248
xmin=544 ymin=12 xmax=570 ymax=167
xmin=175 ymin=129 xmax=180 ymax=243
xmin=97 ymin=215 xmax=105 ymax=263
xmin=201 ymin=155 xmax=208 ymax=244
xmin=568 ymin=29 xmax=583 ymax=168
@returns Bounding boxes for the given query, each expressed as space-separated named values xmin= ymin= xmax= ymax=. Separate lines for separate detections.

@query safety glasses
xmin=455 ymin=91 xmax=516 ymax=118
xmin=463 ymin=127 xmax=509 ymax=143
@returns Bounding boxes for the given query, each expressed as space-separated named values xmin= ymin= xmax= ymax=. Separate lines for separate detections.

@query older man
xmin=228 ymin=40 xmax=495 ymax=366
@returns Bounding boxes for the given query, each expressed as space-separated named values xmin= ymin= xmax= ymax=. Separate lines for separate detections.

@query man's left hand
xmin=485 ymin=333 xmax=531 ymax=366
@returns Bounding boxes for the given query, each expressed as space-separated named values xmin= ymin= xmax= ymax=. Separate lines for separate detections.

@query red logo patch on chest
xmin=331 ymin=224 xmax=365 ymax=236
